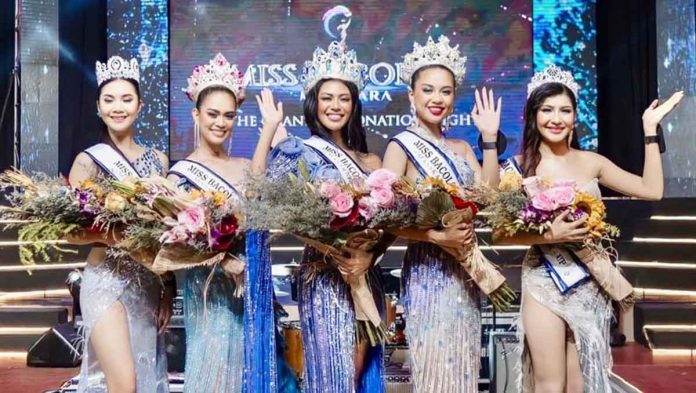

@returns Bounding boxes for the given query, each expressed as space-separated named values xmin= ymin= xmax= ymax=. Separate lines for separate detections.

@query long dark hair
xmin=520 ymin=82 xmax=579 ymax=177
xmin=96 ymin=78 xmax=141 ymax=147
xmin=303 ymin=78 xmax=367 ymax=153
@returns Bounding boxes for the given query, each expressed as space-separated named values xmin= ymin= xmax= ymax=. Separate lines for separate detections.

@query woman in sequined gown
xmin=492 ymin=76 xmax=683 ymax=392
xmin=381 ymin=49 xmax=502 ymax=391
xmin=67 ymin=71 xmax=172 ymax=392
xmin=169 ymin=54 xmax=295 ymax=392
xmin=268 ymin=76 xmax=386 ymax=393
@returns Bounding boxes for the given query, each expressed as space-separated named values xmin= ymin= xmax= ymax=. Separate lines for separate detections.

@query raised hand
xmin=642 ymin=91 xmax=684 ymax=133
xmin=333 ymin=246 xmax=373 ymax=277
xmin=471 ymin=86 xmax=502 ymax=141
xmin=256 ymin=88 xmax=284 ymax=130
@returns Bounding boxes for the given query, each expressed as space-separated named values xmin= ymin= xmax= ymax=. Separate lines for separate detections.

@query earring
xmin=410 ymin=103 xmax=417 ymax=127
xmin=194 ymin=122 xmax=200 ymax=150
xmin=442 ymin=111 xmax=455 ymax=133
xmin=568 ymin=129 xmax=574 ymax=147
xmin=96 ymin=110 xmax=101 ymax=117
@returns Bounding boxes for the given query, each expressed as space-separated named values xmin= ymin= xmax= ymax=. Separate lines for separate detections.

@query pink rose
xmin=160 ymin=225 xmax=189 ymax=244
xmin=330 ymin=191 xmax=355 ymax=218
xmin=177 ymin=206 xmax=206 ymax=233
xmin=319 ymin=181 xmax=343 ymax=199
xmin=358 ymin=196 xmax=378 ymax=220
xmin=366 ymin=168 xmax=397 ymax=190
xmin=522 ymin=176 xmax=545 ymax=197
xmin=531 ymin=186 xmax=575 ymax=211
xmin=546 ymin=186 xmax=575 ymax=207
xmin=370 ymin=187 xmax=395 ymax=208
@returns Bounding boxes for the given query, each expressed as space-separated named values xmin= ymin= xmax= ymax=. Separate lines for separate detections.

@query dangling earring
xmin=194 ymin=122 xmax=201 ymax=150
xmin=410 ymin=103 xmax=417 ymax=127
xmin=568 ymin=129 xmax=574 ymax=147
xmin=442 ymin=111 xmax=455 ymax=133
xmin=96 ymin=110 xmax=101 ymax=117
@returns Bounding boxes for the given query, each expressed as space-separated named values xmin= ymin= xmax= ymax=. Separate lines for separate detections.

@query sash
xmin=169 ymin=159 xmax=242 ymax=200
xmin=500 ymin=156 xmax=523 ymax=175
xmin=391 ymin=130 xmax=466 ymax=185
xmin=539 ymin=245 xmax=591 ymax=294
xmin=84 ymin=143 xmax=140 ymax=180
xmin=303 ymin=135 xmax=367 ymax=181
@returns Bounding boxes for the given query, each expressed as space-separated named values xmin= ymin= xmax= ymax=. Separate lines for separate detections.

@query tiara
xmin=301 ymin=41 xmax=368 ymax=92
xmin=95 ymin=56 xmax=140 ymax=86
xmin=401 ymin=35 xmax=467 ymax=86
xmin=527 ymin=65 xmax=580 ymax=98
xmin=184 ymin=53 xmax=245 ymax=103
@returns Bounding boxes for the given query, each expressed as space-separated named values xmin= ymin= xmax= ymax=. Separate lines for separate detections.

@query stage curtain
xmin=596 ymin=0 xmax=657 ymax=196
xmin=0 ymin=1 xmax=16 ymax=172
xmin=58 ymin=0 xmax=107 ymax=176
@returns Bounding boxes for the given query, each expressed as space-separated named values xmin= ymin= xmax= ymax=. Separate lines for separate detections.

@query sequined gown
xmin=78 ymin=148 xmax=169 ymax=393
xmin=399 ymin=135 xmax=481 ymax=393
xmin=268 ymin=136 xmax=385 ymax=393
xmin=518 ymin=179 xmax=613 ymax=393
xmin=174 ymin=178 xmax=245 ymax=392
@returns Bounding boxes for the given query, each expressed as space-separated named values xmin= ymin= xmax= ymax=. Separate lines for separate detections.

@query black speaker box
xmin=27 ymin=322 xmax=82 ymax=368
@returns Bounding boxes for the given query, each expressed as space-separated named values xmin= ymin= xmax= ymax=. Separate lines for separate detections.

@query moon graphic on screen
xmin=322 ymin=5 xmax=352 ymax=43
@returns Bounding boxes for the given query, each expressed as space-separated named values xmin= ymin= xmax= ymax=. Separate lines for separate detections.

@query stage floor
xmin=0 ymin=344 xmax=693 ymax=392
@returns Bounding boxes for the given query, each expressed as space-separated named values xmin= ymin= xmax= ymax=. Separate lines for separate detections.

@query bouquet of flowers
xmin=246 ymin=164 xmax=418 ymax=345
xmin=412 ymin=177 xmax=516 ymax=311
xmin=485 ymin=172 xmax=634 ymax=308
xmin=0 ymin=168 xmax=107 ymax=266
xmin=95 ymin=177 xmax=245 ymax=284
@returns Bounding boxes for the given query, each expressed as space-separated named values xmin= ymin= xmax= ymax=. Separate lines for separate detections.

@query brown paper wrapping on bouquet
xmin=573 ymin=246 xmax=635 ymax=309
xmin=295 ymin=229 xmax=384 ymax=335
xmin=150 ymin=245 xmax=227 ymax=275
xmin=440 ymin=208 xmax=507 ymax=296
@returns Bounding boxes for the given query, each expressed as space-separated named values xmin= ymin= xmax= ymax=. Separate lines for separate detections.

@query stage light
xmin=616 ymin=260 xmax=696 ymax=270
xmin=0 ymin=327 xmax=51 ymax=335
xmin=633 ymin=287 xmax=696 ymax=302
xmin=650 ymin=215 xmax=696 ymax=221
xmin=632 ymin=237 xmax=696 ymax=244
xmin=0 ymin=262 xmax=85 ymax=272
xmin=0 ymin=288 xmax=71 ymax=302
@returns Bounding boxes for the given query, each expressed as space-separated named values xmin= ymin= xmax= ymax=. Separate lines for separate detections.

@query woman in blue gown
xmin=266 ymin=40 xmax=386 ymax=393
xmin=167 ymin=53 xmax=297 ymax=393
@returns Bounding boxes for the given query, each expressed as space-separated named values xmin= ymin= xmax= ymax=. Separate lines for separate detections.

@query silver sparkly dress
xmin=518 ymin=179 xmax=613 ymax=393
xmin=399 ymin=134 xmax=481 ymax=393
xmin=78 ymin=148 xmax=169 ymax=393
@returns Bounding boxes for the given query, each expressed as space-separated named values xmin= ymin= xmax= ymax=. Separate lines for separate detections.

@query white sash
xmin=539 ymin=245 xmax=590 ymax=294
xmin=500 ymin=157 xmax=523 ymax=175
xmin=84 ymin=143 xmax=140 ymax=180
xmin=303 ymin=136 xmax=367 ymax=181
xmin=391 ymin=130 xmax=465 ymax=185
xmin=169 ymin=159 xmax=241 ymax=200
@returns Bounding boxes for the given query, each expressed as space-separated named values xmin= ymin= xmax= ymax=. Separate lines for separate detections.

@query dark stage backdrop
xmin=169 ymin=1 xmax=534 ymax=161
xmin=0 ymin=1 xmax=16 ymax=171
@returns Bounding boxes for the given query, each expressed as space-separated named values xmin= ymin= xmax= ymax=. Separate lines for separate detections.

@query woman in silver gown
xmin=382 ymin=36 xmax=502 ymax=392
xmin=493 ymin=65 xmax=683 ymax=393
xmin=67 ymin=56 xmax=172 ymax=393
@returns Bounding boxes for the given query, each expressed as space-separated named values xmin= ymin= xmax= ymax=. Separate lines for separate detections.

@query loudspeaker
xmin=27 ymin=322 xmax=82 ymax=367
xmin=488 ymin=332 xmax=520 ymax=393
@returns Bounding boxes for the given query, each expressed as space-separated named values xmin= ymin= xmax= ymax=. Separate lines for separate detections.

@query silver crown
xmin=527 ymin=65 xmax=580 ymax=98
xmin=95 ymin=56 xmax=140 ymax=86
xmin=184 ymin=53 xmax=245 ymax=103
xmin=301 ymin=41 xmax=368 ymax=92
xmin=401 ymin=36 xmax=467 ymax=86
